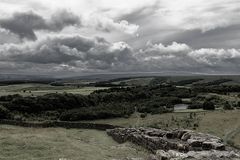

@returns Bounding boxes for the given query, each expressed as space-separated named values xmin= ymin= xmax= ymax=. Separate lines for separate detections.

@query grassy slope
xmin=0 ymin=84 xmax=108 ymax=96
xmin=86 ymin=110 xmax=240 ymax=147
xmin=112 ymin=77 xmax=154 ymax=86
xmin=0 ymin=125 xmax=148 ymax=160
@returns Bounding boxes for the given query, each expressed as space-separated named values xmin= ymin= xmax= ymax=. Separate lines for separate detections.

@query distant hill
xmin=1 ymin=73 xmax=240 ymax=85
xmin=62 ymin=72 xmax=198 ymax=81
xmin=0 ymin=74 xmax=56 ymax=84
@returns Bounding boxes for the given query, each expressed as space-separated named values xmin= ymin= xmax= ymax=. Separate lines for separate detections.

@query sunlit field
xmin=0 ymin=125 xmax=148 ymax=160
xmin=0 ymin=84 xmax=108 ymax=96
xmin=86 ymin=110 xmax=240 ymax=148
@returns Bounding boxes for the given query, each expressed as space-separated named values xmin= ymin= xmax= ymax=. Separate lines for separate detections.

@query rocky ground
xmin=107 ymin=128 xmax=240 ymax=160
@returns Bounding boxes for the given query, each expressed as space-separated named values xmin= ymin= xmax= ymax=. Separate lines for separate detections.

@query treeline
xmin=194 ymin=79 xmax=232 ymax=86
xmin=193 ymin=85 xmax=240 ymax=93
xmin=187 ymin=101 xmax=215 ymax=110
xmin=0 ymin=80 xmax=52 ymax=85
xmin=92 ymin=82 xmax=124 ymax=87
xmin=0 ymin=85 xmax=196 ymax=121
xmin=174 ymin=79 xmax=203 ymax=86
xmin=149 ymin=77 xmax=169 ymax=86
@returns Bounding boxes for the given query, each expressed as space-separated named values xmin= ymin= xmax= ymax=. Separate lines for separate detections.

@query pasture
xmin=0 ymin=84 xmax=108 ymax=96
xmin=0 ymin=125 xmax=148 ymax=160
xmin=87 ymin=110 xmax=240 ymax=148
xmin=1 ymin=76 xmax=240 ymax=155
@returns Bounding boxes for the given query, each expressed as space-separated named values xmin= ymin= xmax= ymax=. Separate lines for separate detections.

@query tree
xmin=237 ymin=101 xmax=240 ymax=108
xmin=203 ymin=101 xmax=215 ymax=110
xmin=0 ymin=105 xmax=10 ymax=119
xmin=223 ymin=101 xmax=233 ymax=110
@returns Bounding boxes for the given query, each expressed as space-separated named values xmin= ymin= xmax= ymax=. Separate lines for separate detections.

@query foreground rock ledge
xmin=106 ymin=128 xmax=240 ymax=160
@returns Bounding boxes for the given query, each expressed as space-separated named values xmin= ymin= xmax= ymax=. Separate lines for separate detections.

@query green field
xmin=167 ymin=75 xmax=240 ymax=84
xmin=1 ymin=75 xmax=240 ymax=97
xmin=112 ymin=77 xmax=154 ymax=86
xmin=86 ymin=110 xmax=240 ymax=148
xmin=0 ymin=125 xmax=148 ymax=160
xmin=1 ymin=76 xmax=240 ymax=158
xmin=0 ymin=110 xmax=239 ymax=160
xmin=107 ymin=75 xmax=240 ymax=86
xmin=0 ymin=84 xmax=108 ymax=96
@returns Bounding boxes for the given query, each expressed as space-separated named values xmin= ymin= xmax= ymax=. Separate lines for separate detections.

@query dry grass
xmin=87 ymin=110 xmax=240 ymax=147
xmin=0 ymin=125 xmax=148 ymax=160
xmin=0 ymin=110 xmax=239 ymax=159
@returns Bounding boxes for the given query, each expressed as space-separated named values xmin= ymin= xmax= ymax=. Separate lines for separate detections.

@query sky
xmin=0 ymin=0 xmax=240 ymax=76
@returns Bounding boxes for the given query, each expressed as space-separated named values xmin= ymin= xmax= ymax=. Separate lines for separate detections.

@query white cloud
xmin=156 ymin=0 xmax=240 ymax=32
xmin=0 ymin=28 xmax=21 ymax=44
xmin=1 ymin=0 xmax=240 ymax=75
xmin=82 ymin=15 xmax=139 ymax=35
xmin=1 ymin=35 xmax=240 ymax=74
xmin=1 ymin=0 xmax=240 ymax=34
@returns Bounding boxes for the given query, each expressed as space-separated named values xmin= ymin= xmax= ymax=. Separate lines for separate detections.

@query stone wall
xmin=0 ymin=119 xmax=121 ymax=130
xmin=107 ymin=128 xmax=226 ymax=152
xmin=107 ymin=128 xmax=240 ymax=159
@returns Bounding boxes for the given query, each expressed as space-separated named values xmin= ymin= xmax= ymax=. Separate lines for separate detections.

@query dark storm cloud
xmin=1 ymin=36 xmax=240 ymax=74
xmin=0 ymin=12 xmax=46 ymax=40
xmin=0 ymin=10 xmax=80 ymax=40
xmin=46 ymin=10 xmax=80 ymax=31
xmin=0 ymin=35 xmax=136 ymax=72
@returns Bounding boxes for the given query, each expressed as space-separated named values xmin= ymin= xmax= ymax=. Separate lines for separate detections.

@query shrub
xmin=5 ymin=93 xmax=93 ymax=113
xmin=187 ymin=104 xmax=203 ymax=109
xmin=223 ymin=102 xmax=234 ymax=110
xmin=203 ymin=101 xmax=215 ymax=110
xmin=0 ymin=94 xmax=22 ymax=102
xmin=0 ymin=105 xmax=10 ymax=119
xmin=59 ymin=103 xmax=135 ymax=121
xmin=2 ymin=85 xmax=185 ymax=120
xmin=138 ymin=100 xmax=174 ymax=114
xmin=174 ymin=79 xmax=203 ymax=86
xmin=237 ymin=101 xmax=240 ymax=108
xmin=140 ymin=113 xmax=147 ymax=118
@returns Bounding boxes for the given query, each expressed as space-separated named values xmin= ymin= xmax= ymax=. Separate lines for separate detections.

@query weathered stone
xmin=168 ymin=150 xmax=188 ymax=159
xmin=187 ymin=139 xmax=203 ymax=148
xmin=213 ymin=142 xmax=225 ymax=151
xmin=181 ymin=132 xmax=192 ymax=141
xmin=107 ymin=128 xmax=239 ymax=160
xmin=177 ymin=130 xmax=188 ymax=139
xmin=177 ymin=143 xmax=189 ymax=152
xmin=187 ymin=150 xmax=240 ymax=159
xmin=202 ymin=142 xmax=213 ymax=150
xmin=156 ymin=150 xmax=170 ymax=160
xmin=165 ymin=132 xmax=174 ymax=139
xmin=147 ymin=154 xmax=159 ymax=160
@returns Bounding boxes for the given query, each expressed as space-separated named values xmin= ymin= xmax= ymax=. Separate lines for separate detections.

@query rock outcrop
xmin=107 ymin=128 xmax=240 ymax=160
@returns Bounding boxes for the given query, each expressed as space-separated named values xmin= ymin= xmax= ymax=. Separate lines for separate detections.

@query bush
xmin=223 ymin=102 xmax=234 ymax=110
xmin=2 ymin=85 xmax=186 ymax=121
xmin=59 ymin=103 xmax=135 ymax=121
xmin=0 ymin=94 xmax=22 ymax=102
xmin=188 ymin=104 xmax=203 ymax=109
xmin=237 ymin=101 xmax=240 ymax=108
xmin=0 ymin=105 xmax=10 ymax=119
xmin=140 ymin=113 xmax=147 ymax=118
xmin=203 ymin=101 xmax=215 ymax=110
xmin=174 ymin=79 xmax=203 ymax=86
xmin=5 ymin=93 xmax=93 ymax=113
xmin=138 ymin=101 xmax=174 ymax=114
